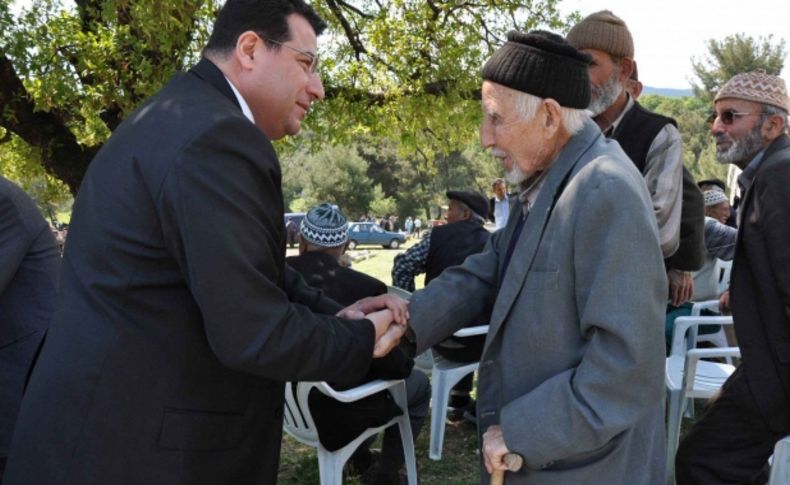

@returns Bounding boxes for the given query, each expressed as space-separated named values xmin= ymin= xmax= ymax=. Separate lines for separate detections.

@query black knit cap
xmin=482 ymin=30 xmax=592 ymax=109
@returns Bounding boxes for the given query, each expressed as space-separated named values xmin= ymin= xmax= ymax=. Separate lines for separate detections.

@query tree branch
xmin=0 ymin=51 xmax=95 ymax=194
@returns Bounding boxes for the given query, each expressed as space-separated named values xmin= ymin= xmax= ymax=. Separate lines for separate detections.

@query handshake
xmin=337 ymin=294 xmax=410 ymax=358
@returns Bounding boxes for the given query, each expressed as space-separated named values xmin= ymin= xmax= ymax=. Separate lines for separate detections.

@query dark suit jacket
xmin=0 ymin=177 xmax=59 ymax=462
xmin=287 ymin=251 xmax=411 ymax=450
xmin=4 ymin=59 xmax=376 ymax=485
xmin=730 ymin=134 xmax=790 ymax=433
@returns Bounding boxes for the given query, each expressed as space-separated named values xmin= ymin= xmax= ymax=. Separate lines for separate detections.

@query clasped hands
xmin=337 ymin=294 xmax=409 ymax=357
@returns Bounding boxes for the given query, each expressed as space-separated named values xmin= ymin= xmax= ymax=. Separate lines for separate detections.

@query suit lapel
xmin=486 ymin=121 xmax=603 ymax=345
xmin=189 ymin=58 xmax=241 ymax=111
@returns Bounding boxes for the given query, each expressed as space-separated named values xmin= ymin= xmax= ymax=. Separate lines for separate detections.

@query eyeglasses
xmin=260 ymin=35 xmax=319 ymax=74
xmin=707 ymin=109 xmax=768 ymax=126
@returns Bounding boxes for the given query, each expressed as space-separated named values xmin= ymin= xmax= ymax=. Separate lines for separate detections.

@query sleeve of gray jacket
xmin=407 ymin=233 xmax=501 ymax=354
xmin=644 ymin=123 xmax=683 ymax=258
xmin=500 ymin=172 xmax=667 ymax=468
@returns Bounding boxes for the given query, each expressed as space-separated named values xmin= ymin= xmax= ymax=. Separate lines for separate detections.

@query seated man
xmin=665 ymin=190 xmax=739 ymax=349
xmin=391 ymin=191 xmax=491 ymax=421
xmin=287 ymin=204 xmax=429 ymax=485
xmin=692 ymin=190 xmax=737 ymax=301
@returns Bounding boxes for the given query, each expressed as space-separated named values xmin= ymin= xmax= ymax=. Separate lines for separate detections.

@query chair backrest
xmin=283 ymin=382 xmax=320 ymax=446
xmin=717 ymin=259 xmax=733 ymax=295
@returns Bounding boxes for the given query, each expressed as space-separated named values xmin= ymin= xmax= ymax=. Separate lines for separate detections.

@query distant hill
xmin=642 ymin=86 xmax=693 ymax=97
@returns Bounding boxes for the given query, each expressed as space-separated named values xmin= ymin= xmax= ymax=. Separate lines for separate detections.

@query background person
xmin=676 ymin=70 xmax=790 ymax=484
xmin=287 ymin=203 xmax=429 ymax=485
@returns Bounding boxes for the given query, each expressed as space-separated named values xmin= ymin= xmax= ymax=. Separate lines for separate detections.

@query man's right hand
xmin=365 ymin=309 xmax=407 ymax=358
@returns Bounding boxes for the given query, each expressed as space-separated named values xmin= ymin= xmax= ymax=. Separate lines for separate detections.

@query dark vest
xmin=611 ymin=102 xmax=705 ymax=271
xmin=425 ymin=220 xmax=490 ymax=284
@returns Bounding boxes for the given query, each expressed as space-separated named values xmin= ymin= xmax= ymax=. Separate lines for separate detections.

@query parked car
xmin=347 ymin=222 xmax=406 ymax=249
xmin=284 ymin=212 xmax=305 ymax=247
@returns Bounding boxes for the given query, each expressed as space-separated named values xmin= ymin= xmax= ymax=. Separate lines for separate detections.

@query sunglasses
xmin=707 ymin=109 xmax=768 ymax=126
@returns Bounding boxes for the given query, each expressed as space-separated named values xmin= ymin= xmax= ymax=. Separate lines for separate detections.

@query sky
xmin=10 ymin=0 xmax=790 ymax=89
xmin=559 ymin=0 xmax=790 ymax=89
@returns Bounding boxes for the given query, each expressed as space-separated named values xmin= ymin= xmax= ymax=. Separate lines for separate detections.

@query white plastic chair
xmin=384 ymin=286 xmax=486 ymax=461
xmin=768 ymin=435 xmax=790 ymax=484
xmin=689 ymin=300 xmax=731 ymax=363
xmin=717 ymin=258 xmax=733 ymax=295
xmin=665 ymin=315 xmax=740 ymax=483
xmin=428 ymin=324 xmax=489 ymax=461
xmin=283 ymin=380 xmax=417 ymax=485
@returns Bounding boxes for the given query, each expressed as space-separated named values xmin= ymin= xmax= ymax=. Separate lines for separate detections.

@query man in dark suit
xmin=3 ymin=2 xmax=406 ymax=484
xmin=676 ymin=71 xmax=790 ymax=483
xmin=0 ymin=176 xmax=60 ymax=480
xmin=287 ymin=203 xmax=429 ymax=485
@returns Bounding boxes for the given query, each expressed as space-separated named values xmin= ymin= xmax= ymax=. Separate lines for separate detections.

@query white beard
xmin=715 ymin=124 xmax=765 ymax=165
xmin=588 ymin=72 xmax=623 ymax=117
xmin=505 ymin=165 xmax=528 ymax=186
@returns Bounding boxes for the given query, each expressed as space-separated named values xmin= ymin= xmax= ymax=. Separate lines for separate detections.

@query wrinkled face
xmin=480 ymin=82 xmax=547 ymax=185
xmin=445 ymin=199 xmax=468 ymax=224
xmin=582 ymin=49 xmax=624 ymax=116
xmin=706 ymin=201 xmax=731 ymax=224
xmin=238 ymin=14 xmax=325 ymax=140
xmin=710 ymin=98 xmax=768 ymax=167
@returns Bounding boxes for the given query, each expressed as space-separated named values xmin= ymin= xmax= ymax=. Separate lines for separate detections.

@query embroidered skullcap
xmin=715 ymin=70 xmax=790 ymax=112
xmin=300 ymin=203 xmax=349 ymax=248
xmin=567 ymin=10 xmax=634 ymax=59
xmin=482 ymin=30 xmax=592 ymax=109
xmin=703 ymin=190 xmax=729 ymax=207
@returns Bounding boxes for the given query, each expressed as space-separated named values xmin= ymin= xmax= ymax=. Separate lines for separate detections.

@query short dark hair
xmin=203 ymin=0 xmax=327 ymax=57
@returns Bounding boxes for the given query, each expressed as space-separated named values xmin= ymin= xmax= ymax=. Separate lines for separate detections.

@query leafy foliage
xmin=691 ymin=33 xmax=787 ymax=103
xmin=1 ymin=0 xmax=575 ymax=203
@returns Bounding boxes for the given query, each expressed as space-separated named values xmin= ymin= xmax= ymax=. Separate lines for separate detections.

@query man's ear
xmin=236 ymin=31 xmax=260 ymax=69
xmin=618 ymin=57 xmax=635 ymax=83
xmin=762 ymin=114 xmax=787 ymax=142
xmin=541 ymin=99 xmax=563 ymax=138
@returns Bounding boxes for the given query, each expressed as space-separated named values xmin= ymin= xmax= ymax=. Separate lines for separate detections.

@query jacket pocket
xmin=158 ymin=408 xmax=245 ymax=451
xmin=524 ymin=270 xmax=559 ymax=292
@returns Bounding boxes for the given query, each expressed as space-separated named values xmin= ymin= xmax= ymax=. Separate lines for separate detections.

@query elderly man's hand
xmin=337 ymin=294 xmax=409 ymax=325
xmin=719 ymin=289 xmax=731 ymax=314
xmin=668 ymin=269 xmax=694 ymax=307
xmin=364 ymin=309 xmax=407 ymax=358
xmin=482 ymin=425 xmax=511 ymax=475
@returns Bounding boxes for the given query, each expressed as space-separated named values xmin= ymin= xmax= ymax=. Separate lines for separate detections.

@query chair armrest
xmin=690 ymin=299 xmax=721 ymax=316
xmin=310 ymin=379 xmax=402 ymax=403
xmin=453 ymin=325 xmax=489 ymax=337
xmin=670 ymin=316 xmax=734 ymax=357
xmin=686 ymin=347 xmax=741 ymax=366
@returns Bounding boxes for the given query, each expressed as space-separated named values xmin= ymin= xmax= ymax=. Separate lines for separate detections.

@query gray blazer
xmin=409 ymin=120 xmax=668 ymax=484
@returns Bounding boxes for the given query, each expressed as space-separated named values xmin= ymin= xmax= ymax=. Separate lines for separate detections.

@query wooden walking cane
xmin=491 ymin=452 xmax=523 ymax=485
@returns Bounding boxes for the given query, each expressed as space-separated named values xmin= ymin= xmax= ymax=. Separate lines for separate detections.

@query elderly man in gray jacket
xmin=402 ymin=31 xmax=667 ymax=484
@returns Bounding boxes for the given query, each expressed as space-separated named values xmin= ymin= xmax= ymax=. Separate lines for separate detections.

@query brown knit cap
xmin=566 ymin=10 xmax=634 ymax=59
xmin=714 ymin=70 xmax=790 ymax=112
